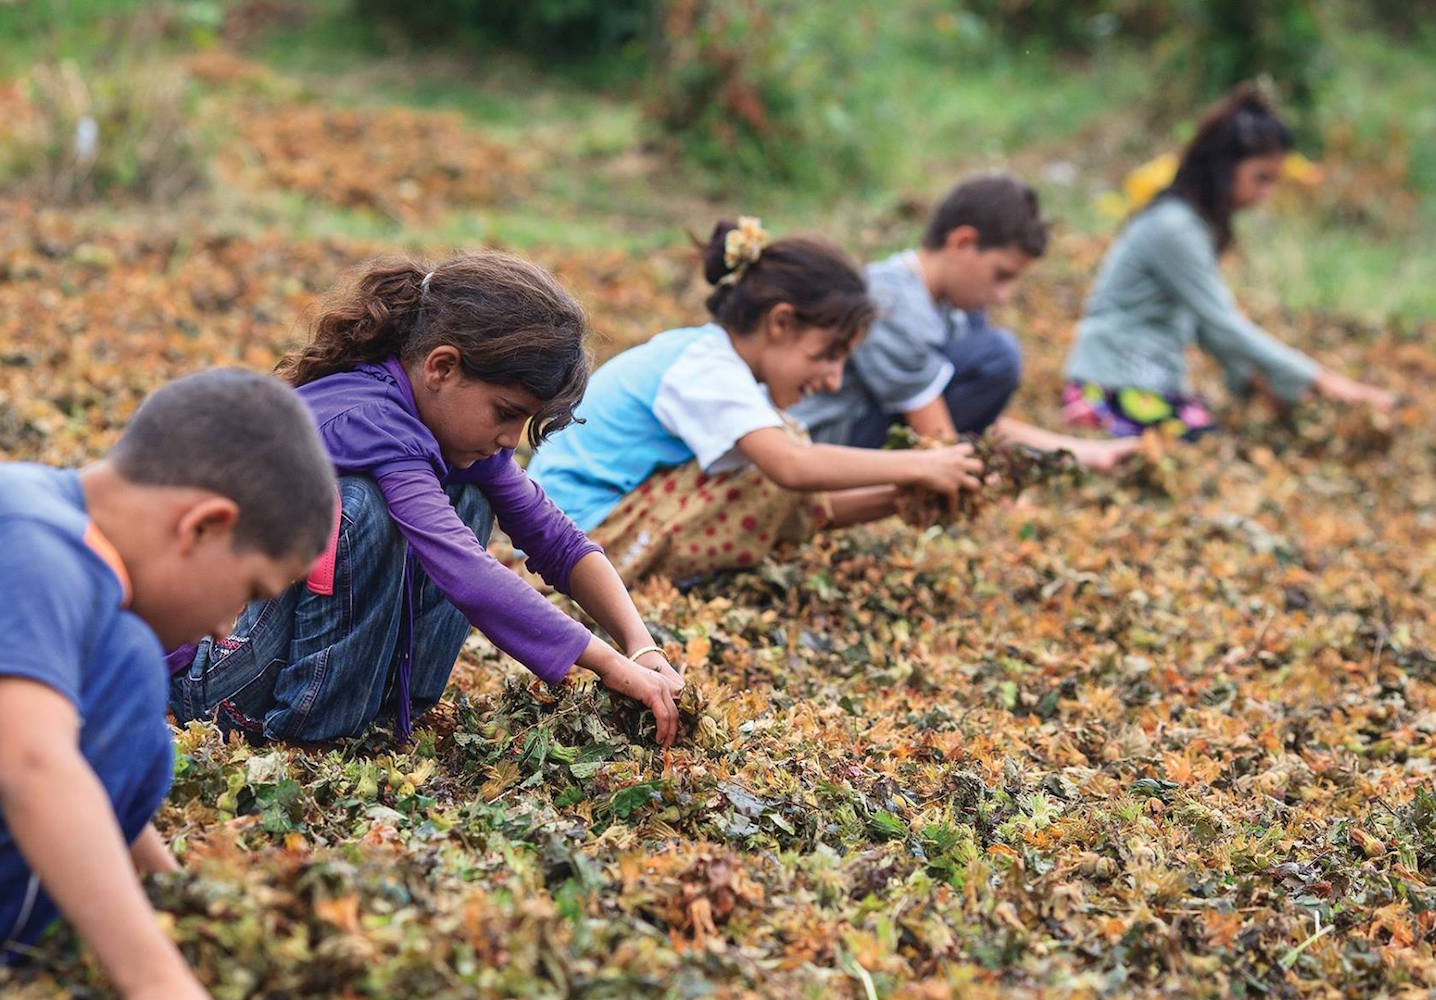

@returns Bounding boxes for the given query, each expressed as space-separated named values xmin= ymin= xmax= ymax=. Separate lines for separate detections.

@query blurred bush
xmin=1155 ymin=0 xmax=1330 ymax=131
xmin=962 ymin=0 xmax=1174 ymax=54
xmin=0 ymin=58 xmax=208 ymax=204
xmin=961 ymin=0 xmax=1328 ymax=126
xmin=346 ymin=0 xmax=1357 ymax=193
xmin=643 ymin=0 xmax=897 ymax=192
xmin=1352 ymin=0 xmax=1436 ymax=38
xmin=352 ymin=0 xmax=658 ymax=61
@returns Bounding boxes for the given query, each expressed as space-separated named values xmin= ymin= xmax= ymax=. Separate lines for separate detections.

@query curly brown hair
xmin=277 ymin=251 xmax=591 ymax=448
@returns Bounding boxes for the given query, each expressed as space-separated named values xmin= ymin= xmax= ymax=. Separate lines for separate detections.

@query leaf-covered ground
xmin=2 ymin=53 xmax=1436 ymax=1000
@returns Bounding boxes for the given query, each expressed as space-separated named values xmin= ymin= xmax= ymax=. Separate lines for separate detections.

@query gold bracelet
xmin=627 ymin=643 xmax=670 ymax=666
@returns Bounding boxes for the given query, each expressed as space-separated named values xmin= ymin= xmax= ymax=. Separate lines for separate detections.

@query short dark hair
xmin=921 ymin=173 xmax=1050 ymax=257
xmin=699 ymin=221 xmax=875 ymax=351
xmin=110 ymin=369 xmax=336 ymax=560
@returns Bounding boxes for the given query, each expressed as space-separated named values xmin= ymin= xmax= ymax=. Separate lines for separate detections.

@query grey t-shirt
xmin=790 ymin=250 xmax=962 ymax=442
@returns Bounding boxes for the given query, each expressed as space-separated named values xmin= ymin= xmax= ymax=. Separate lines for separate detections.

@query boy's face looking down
xmin=930 ymin=225 xmax=1034 ymax=312
xmin=125 ymin=493 xmax=316 ymax=648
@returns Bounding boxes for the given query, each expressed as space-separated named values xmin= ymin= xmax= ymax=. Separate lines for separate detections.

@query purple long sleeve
xmin=376 ymin=468 xmax=591 ymax=684
xmin=455 ymin=452 xmax=602 ymax=594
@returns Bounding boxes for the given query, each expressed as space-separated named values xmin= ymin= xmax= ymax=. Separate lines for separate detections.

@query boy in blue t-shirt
xmin=789 ymin=173 xmax=1137 ymax=471
xmin=0 ymin=370 xmax=336 ymax=1000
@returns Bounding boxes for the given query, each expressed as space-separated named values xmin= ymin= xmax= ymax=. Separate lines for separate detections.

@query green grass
xmin=0 ymin=0 xmax=217 ymax=74
xmin=1241 ymin=202 xmax=1436 ymax=324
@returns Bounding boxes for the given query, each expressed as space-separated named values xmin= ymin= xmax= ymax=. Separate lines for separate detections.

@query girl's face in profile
xmin=761 ymin=317 xmax=851 ymax=409
xmin=412 ymin=347 xmax=542 ymax=468
xmin=1232 ymin=152 xmax=1286 ymax=210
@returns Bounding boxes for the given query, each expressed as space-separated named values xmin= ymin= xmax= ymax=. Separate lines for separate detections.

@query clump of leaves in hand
xmin=884 ymin=424 xmax=1083 ymax=527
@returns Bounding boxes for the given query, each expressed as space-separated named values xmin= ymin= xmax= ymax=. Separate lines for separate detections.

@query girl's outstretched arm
xmin=567 ymin=552 xmax=686 ymax=748
xmin=1310 ymin=370 xmax=1395 ymax=411
xmin=736 ymin=426 xmax=984 ymax=503
xmin=826 ymin=486 xmax=900 ymax=527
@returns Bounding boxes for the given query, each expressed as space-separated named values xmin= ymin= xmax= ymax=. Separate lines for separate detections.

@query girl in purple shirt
xmin=169 ymin=252 xmax=684 ymax=746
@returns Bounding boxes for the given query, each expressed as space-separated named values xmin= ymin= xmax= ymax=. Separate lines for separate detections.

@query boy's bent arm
xmin=130 ymin=823 xmax=180 ymax=875
xmin=0 ymin=678 xmax=208 ymax=1000
xmin=903 ymin=396 xmax=959 ymax=442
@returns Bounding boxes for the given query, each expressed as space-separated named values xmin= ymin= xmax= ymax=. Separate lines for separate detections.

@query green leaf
xmin=608 ymin=781 xmax=664 ymax=820
xmin=868 ymin=811 xmax=909 ymax=841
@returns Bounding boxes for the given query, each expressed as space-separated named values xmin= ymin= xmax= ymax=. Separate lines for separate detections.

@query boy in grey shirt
xmin=792 ymin=174 xmax=1135 ymax=470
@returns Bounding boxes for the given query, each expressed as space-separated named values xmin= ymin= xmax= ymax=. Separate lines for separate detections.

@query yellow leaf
xmin=315 ymin=894 xmax=361 ymax=934
xmin=1350 ymin=827 xmax=1386 ymax=858
xmin=1123 ymin=152 xmax=1179 ymax=210
xmin=1283 ymin=151 xmax=1323 ymax=186
xmin=481 ymin=759 xmax=520 ymax=801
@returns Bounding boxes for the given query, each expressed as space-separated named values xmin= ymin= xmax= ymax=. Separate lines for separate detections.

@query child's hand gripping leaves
xmin=583 ymin=638 xmax=685 ymax=748
xmin=885 ymin=424 xmax=1084 ymax=528
xmin=886 ymin=426 xmax=985 ymax=515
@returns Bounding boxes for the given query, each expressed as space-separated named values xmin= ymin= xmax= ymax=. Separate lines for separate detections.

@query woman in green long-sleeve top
xmin=1063 ymin=85 xmax=1393 ymax=439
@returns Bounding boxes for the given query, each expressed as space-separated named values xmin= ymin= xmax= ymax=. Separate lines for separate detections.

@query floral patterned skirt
xmin=1062 ymin=382 xmax=1217 ymax=441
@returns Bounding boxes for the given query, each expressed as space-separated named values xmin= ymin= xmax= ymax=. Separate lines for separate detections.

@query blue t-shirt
xmin=0 ymin=464 xmax=173 ymax=957
xmin=527 ymin=324 xmax=784 ymax=533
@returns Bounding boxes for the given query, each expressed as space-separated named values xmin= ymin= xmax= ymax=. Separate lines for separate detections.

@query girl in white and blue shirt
xmin=528 ymin=218 xmax=985 ymax=584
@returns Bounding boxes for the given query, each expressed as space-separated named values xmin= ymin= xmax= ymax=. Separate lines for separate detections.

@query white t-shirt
xmin=651 ymin=325 xmax=784 ymax=472
xmin=526 ymin=323 xmax=786 ymax=533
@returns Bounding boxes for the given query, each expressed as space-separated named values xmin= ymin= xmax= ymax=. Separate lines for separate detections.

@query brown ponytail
xmin=698 ymin=221 xmax=875 ymax=349
xmin=1163 ymin=83 xmax=1294 ymax=253
xmin=277 ymin=251 xmax=591 ymax=447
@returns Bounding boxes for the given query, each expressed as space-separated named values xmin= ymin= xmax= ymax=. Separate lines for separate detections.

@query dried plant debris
xmin=1 ymin=96 xmax=1435 ymax=998
xmin=884 ymin=424 xmax=1085 ymax=526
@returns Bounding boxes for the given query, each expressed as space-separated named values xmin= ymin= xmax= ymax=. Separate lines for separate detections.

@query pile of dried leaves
xmin=216 ymin=101 xmax=531 ymax=223
xmin=2 ymin=67 xmax=1436 ymax=1000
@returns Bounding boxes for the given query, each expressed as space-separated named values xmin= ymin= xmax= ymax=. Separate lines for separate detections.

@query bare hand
xmin=593 ymin=655 xmax=684 ymax=748
xmin=908 ymin=442 xmax=985 ymax=501
xmin=131 ymin=977 xmax=211 ymax=1000
xmin=1314 ymin=370 xmax=1395 ymax=412
xmin=1065 ymin=437 xmax=1140 ymax=473
xmin=633 ymin=648 xmax=685 ymax=685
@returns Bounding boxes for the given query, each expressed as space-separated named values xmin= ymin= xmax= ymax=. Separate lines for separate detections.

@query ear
xmin=421 ymin=345 xmax=462 ymax=391
xmin=944 ymin=225 xmax=980 ymax=254
xmin=763 ymin=302 xmax=797 ymax=342
xmin=176 ymin=496 xmax=240 ymax=557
